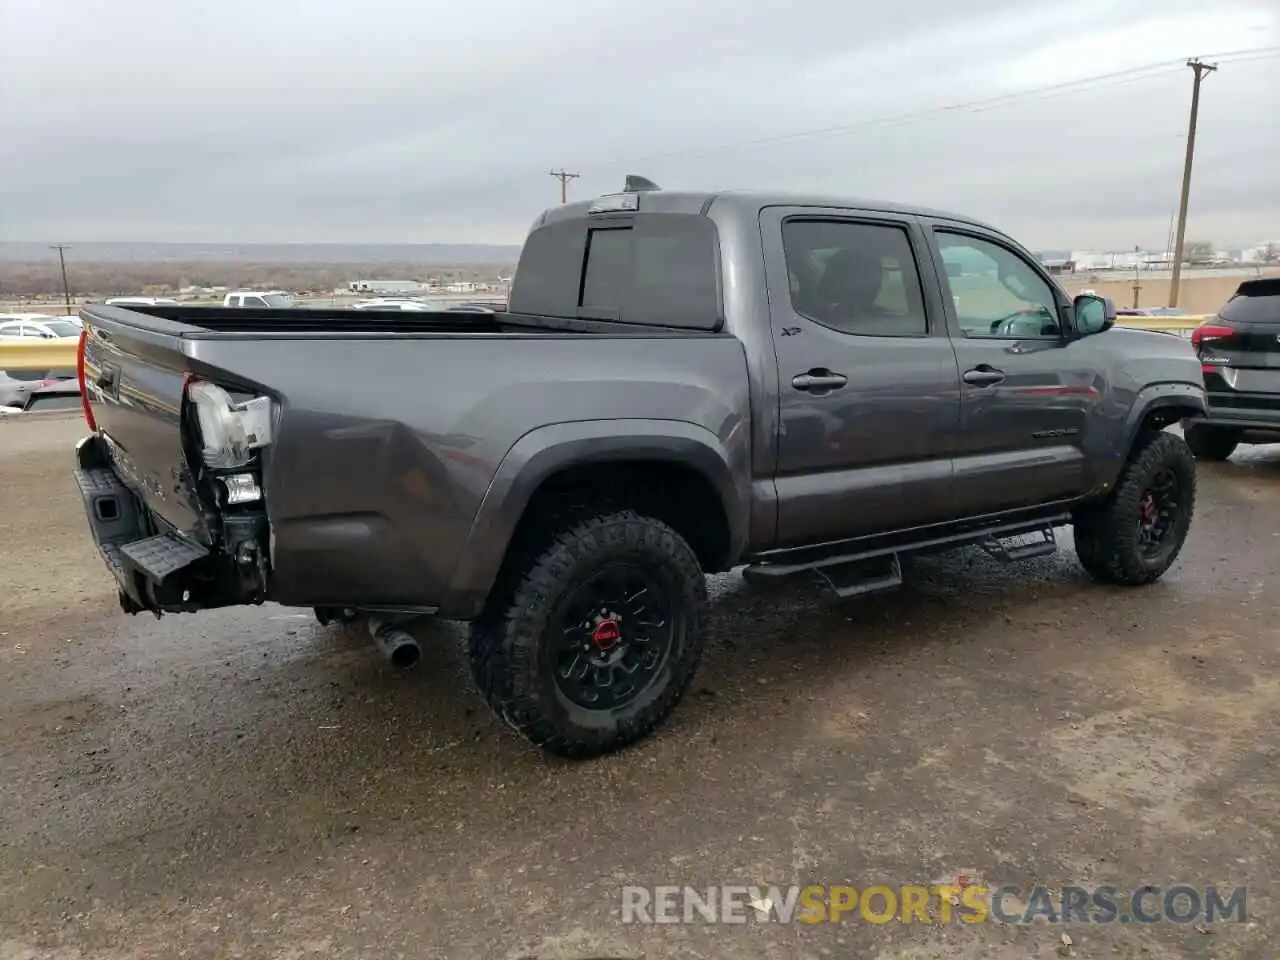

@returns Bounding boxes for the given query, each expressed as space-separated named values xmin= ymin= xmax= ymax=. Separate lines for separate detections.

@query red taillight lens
xmin=76 ymin=328 xmax=97 ymax=432
xmin=1192 ymin=322 xmax=1234 ymax=378
xmin=1189 ymin=323 xmax=1233 ymax=349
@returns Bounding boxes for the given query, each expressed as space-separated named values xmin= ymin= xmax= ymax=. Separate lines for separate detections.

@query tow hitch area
xmin=74 ymin=434 xmax=270 ymax=615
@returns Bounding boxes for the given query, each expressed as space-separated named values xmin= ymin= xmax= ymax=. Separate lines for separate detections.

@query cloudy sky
xmin=1 ymin=0 xmax=1276 ymax=250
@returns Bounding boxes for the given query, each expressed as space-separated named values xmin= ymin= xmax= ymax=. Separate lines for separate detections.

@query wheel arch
xmin=441 ymin=419 xmax=750 ymax=618
xmin=1095 ymin=381 xmax=1206 ymax=490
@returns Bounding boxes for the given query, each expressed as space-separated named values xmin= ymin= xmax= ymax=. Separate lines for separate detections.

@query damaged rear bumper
xmin=74 ymin=434 xmax=270 ymax=615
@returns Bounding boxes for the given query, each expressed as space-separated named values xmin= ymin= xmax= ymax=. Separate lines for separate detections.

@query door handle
xmin=792 ymin=369 xmax=848 ymax=392
xmin=962 ymin=366 xmax=1005 ymax=386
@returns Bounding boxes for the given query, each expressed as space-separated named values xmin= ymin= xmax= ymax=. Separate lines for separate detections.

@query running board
xmin=741 ymin=512 xmax=1070 ymax=597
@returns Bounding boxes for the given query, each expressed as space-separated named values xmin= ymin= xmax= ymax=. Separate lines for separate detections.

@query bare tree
xmin=1185 ymin=240 xmax=1214 ymax=262
xmin=1261 ymin=242 xmax=1279 ymax=264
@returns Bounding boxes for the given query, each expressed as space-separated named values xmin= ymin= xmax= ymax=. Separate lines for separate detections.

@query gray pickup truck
xmin=72 ymin=181 xmax=1207 ymax=758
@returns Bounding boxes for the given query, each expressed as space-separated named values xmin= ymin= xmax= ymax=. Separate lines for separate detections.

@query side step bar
xmin=743 ymin=515 xmax=1065 ymax=600
xmin=814 ymin=554 xmax=903 ymax=600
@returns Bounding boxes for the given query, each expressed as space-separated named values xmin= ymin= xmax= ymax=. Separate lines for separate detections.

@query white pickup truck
xmin=223 ymin=291 xmax=294 ymax=308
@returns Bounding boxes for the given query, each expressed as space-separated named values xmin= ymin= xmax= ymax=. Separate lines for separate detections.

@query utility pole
xmin=1132 ymin=245 xmax=1143 ymax=308
xmin=549 ymin=169 xmax=580 ymax=204
xmin=49 ymin=244 xmax=73 ymax=314
xmin=1168 ymin=58 xmax=1217 ymax=308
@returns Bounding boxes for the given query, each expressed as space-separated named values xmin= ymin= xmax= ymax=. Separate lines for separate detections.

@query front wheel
xmin=1073 ymin=431 xmax=1196 ymax=586
xmin=469 ymin=509 xmax=707 ymax=759
xmin=1183 ymin=423 xmax=1238 ymax=461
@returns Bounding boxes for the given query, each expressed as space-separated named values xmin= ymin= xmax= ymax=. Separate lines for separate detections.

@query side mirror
xmin=1073 ymin=294 xmax=1116 ymax=336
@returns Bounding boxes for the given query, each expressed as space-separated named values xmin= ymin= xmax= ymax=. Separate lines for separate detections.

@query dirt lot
xmin=1 ymin=416 xmax=1277 ymax=960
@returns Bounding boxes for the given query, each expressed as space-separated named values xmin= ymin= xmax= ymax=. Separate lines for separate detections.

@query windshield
xmin=45 ymin=320 xmax=82 ymax=337
xmin=263 ymin=294 xmax=294 ymax=308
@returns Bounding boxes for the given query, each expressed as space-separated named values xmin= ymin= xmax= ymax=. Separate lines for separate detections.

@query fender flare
xmin=440 ymin=419 xmax=749 ymax=618
xmin=1123 ymin=382 xmax=1208 ymax=446
xmin=1096 ymin=381 xmax=1207 ymax=490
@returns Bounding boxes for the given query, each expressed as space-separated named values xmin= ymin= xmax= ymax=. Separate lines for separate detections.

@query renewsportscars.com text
xmin=620 ymin=884 xmax=1247 ymax=925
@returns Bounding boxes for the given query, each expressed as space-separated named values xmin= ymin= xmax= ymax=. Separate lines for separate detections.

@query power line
xmin=49 ymin=245 xmax=73 ymax=314
xmin=453 ymin=47 xmax=1277 ymax=200
xmin=1168 ymin=58 xmax=1218 ymax=308
xmin=557 ymin=46 xmax=1278 ymax=174
xmin=548 ymin=169 xmax=580 ymax=204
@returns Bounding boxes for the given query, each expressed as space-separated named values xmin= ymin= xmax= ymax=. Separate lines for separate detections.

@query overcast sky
xmin=1 ymin=0 xmax=1276 ymax=250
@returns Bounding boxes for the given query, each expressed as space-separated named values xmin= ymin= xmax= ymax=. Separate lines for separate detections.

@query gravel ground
xmin=1 ymin=415 xmax=1276 ymax=960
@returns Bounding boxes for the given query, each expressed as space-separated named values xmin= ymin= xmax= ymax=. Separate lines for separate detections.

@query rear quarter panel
xmin=181 ymin=333 xmax=753 ymax=616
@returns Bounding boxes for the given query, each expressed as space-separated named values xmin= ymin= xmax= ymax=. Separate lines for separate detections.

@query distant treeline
xmin=0 ymin=260 xmax=516 ymax=298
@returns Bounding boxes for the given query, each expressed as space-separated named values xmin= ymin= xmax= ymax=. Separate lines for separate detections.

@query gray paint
xmin=80 ymin=191 xmax=1207 ymax=619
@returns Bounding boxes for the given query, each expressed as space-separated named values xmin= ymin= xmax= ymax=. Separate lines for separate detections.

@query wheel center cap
xmin=592 ymin=619 xmax=622 ymax=648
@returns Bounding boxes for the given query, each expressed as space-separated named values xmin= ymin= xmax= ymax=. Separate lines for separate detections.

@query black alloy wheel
xmin=1136 ymin=467 xmax=1180 ymax=559
xmin=550 ymin=563 xmax=675 ymax=711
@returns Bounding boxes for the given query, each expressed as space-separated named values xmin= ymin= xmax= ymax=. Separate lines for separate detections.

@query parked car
xmin=21 ymin=379 xmax=82 ymax=412
xmin=0 ymin=316 xmax=82 ymax=339
xmin=1116 ymin=307 xmax=1188 ymax=317
xmin=104 ymin=297 xmax=182 ymax=308
xmin=350 ymin=298 xmax=436 ymax=312
xmin=71 ymin=182 xmax=1206 ymax=758
xmin=0 ymin=312 xmax=54 ymax=323
xmin=447 ymin=301 xmax=507 ymax=313
xmin=0 ymin=367 xmax=77 ymax=408
xmin=1183 ymin=277 xmax=1280 ymax=459
xmin=223 ymin=291 xmax=294 ymax=308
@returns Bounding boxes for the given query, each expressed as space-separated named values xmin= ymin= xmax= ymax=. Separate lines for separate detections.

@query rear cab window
xmin=509 ymin=212 xmax=722 ymax=330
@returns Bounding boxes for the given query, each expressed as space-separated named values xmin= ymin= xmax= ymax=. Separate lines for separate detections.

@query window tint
xmin=936 ymin=232 xmax=1062 ymax=338
xmin=512 ymin=213 xmax=721 ymax=329
xmin=782 ymin=219 xmax=928 ymax=337
xmin=246 ymin=297 xmax=269 ymax=308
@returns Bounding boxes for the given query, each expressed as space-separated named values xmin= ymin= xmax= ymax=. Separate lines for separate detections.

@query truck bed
xmin=102 ymin=304 xmax=721 ymax=337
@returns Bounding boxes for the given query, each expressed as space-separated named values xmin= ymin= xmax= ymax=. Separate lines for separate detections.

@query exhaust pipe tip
xmin=385 ymin=633 xmax=421 ymax=669
xmin=369 ymin=619 xmax=421 ymax=669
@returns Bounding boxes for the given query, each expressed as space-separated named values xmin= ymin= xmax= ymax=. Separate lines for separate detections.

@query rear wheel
xmin=1073 ymin=431 xmax=1196 ymax=586
xmin=469 ymin=509 xmax=707 ymax=759
xmin=1183 ymin=423 xmax=1238 ymax=461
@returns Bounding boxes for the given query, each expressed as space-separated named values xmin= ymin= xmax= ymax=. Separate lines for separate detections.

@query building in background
xmin=347 ymin=279 xmax=429 ymax=295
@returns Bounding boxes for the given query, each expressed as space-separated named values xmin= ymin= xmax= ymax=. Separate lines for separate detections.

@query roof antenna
xmin=624 ymin=174 xmax=661 ymax=192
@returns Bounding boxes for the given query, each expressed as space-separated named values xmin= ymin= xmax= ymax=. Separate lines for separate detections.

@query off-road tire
xmin=1073 ymin=431 xmax=1196 ymax=586
xmin=1183 ymin=423 xmax=1238 ymax=461
xmin=468 ymin=509 xmax=707 ymax=759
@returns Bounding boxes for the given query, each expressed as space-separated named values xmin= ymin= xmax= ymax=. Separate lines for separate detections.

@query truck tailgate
xmin=81 ymin=309 xmax=213 ymax=541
